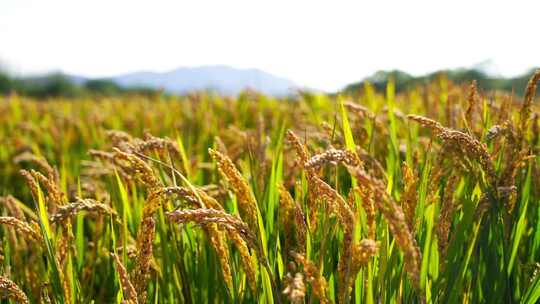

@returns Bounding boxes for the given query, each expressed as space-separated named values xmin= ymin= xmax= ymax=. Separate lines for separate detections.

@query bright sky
xmin=1 ymin=0 xmax=539 ymax=91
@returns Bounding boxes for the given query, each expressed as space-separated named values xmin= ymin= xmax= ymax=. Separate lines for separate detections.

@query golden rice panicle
xmin=285 ymin=130 xmax=310 ymax=165
xmin=436 ymin=173 xmax=459 ymax=267
xmin=49 ymin=197 xmax=116 ymax=224
xmin=112 ymin=148 xmax=161 ymax=189
xmin=290 ymin=251 xmax=328 ymax=304
xmin=304 ymin=148 xmax=361 ymax=171
xmin=196 ymin=188 xmax=225 ymax=211
xmin=166 ymin=209 xmax=259 ymax=253
xmin=345 ymin=239 xmax=379 ymax=293
xmin=282 ymin=272 xmax=306 ymax=304
xmin=307 ymin=175 xmax=355 ymax=248
xmin=106 ymin=129 xmax=134 ymax=147
xmin=167 ymin=208 xmax=261 ymax=293
xmin=437 ymin=130 xmax=496 ymax=184
xmin=293 ymin=199 xmax=307 ymax=253
xmin=160 ymin=186 xmax=200 ymax=207
xmin=344 ymin=101 xmax=376 ymax=120
xmin=0 ymin=216 xmax=42 ymax=242
xmin=29 ymin=169 xmax=65 ymax=207
xmin=407 ymin=114 xmax=445 ymax=133
xmin=519 ymin=69 xmax=540 ymax=135
xmin=465 ymin=80 xmax=478 ymax=130
xmin=0 ymin=195 xmax=25 ymax=220
xmin=357 ymin=187 xmax=376 ymax=239
xmin=88 ymin=149 xmax=115 ymax=162
xmin=13 ymin=151 xmax=57 ymax=182
xmin=228 ymin=230 xmax=257 ymax=294
xmin=353 ymin=239 xmax=379 ymax=267
xmin=160 ymin=185 xmax=224 ymax=210
xmin=111 ymin=253 xmax=138 ymax=304
xmin=408 ymin=115 xmax=497 ymax=186
xmin=137 ymin=132 xmax=181 ymax=157
xmin=124 ymin=176 xmax=161 ymax=303
xmin=0 ymin=276 xmax=28 ymax=304
xmin=141 ymin=190 xmax=165 ymax=221
xmin=208 ymin=148 xmax=258 ymax=231
xmin=400 ymin=162 xmax=419 ymax=231
xmin=206 ymin=227 xmax=233 ymax=293
xmin=132 ymin=216 xmax=156 ymax=304
xmin=278 ymin=183 xmax=307 ymax=253
xmin=19 ymin=170 xmax=39 ymax=204
xmin=278 ymin=183 xmax=295 ymax=252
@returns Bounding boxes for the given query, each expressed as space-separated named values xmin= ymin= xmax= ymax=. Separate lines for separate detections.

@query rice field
xmin=0 ymin=71 xmax=540 ymax=303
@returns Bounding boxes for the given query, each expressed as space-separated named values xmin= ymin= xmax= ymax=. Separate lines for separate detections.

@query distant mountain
xmin=342 ymin=67 xmax=540 ymax=96
xmin=108 ymin=65 xmax=298 ymax=96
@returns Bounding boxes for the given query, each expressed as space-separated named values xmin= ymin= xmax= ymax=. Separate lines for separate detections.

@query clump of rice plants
xmin=0 ymin=71 xmax=539 ymax=303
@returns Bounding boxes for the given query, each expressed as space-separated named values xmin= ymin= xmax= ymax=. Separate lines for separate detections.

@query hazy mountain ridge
xmin=2 ymin=63 xmax=539 ymax=98
xmin=342 ymin=67 xmax=540 ymax=96
xmin=109 ymin=65 xmax=297 ymax=95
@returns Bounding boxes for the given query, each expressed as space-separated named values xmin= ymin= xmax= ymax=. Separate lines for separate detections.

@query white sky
xmin=1 ymin=0 xmax=539 ymax=91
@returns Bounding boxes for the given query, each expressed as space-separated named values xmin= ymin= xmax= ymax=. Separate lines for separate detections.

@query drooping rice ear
xmin=0 ymin=276 xmax=29 ymax=304
xmin=111 ymin=253 xmax=138 ymax=304
xmin=519 ymin=69 xmax=540 ymax=136
xmin=208 ymin=148 xmax=259 ymax=232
